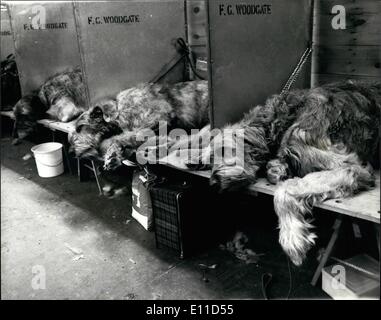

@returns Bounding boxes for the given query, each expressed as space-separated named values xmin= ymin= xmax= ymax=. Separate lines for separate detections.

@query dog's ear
xmin=38 ymin=87 xmax=47 ymax=106
xmin=158 ymin=83 xmax=170 ymax=95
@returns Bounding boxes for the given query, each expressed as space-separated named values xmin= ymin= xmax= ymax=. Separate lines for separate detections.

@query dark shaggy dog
xmin=12 ymin=91 xmax=48 ymax=141
xmin=69 ymin=80 xmax=209 ymax=169
xmin=68 ymin=101 xmax=122 ymax=159
xmin=1 ymin=54 xmax=21 ymax=111
xmin=13 ymin=67 xmax=87 ymax=140
xmin=187 ymin=80 xmax=380 ymax=266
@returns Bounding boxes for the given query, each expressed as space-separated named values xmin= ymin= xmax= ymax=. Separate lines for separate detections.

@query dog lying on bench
xmin=186 ymin=80 xmax=380 ymax=266
xmin=69 ymin=80 xmax=209 ymax=169
xmin=68 ymin=101 xmax=122 ymax=160
xmin=13 ymin=67 xmax=87 ymax=142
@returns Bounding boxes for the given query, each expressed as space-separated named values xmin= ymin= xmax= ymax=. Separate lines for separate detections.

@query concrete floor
xmin=1 ymin=134 xmax=328 ymax=300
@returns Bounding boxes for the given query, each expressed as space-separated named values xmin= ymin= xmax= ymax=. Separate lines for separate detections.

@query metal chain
xmin=280 ymin=47 xmax=312 ymax=96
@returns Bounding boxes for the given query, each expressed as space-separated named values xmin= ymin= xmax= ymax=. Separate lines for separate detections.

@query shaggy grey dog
xmin=68 ymin=102 xmax=122 ymax=159
xmin=69 ymin=80 xmax=209 ymax=169
xmin=187 ymin=80 xmax=380 ymax=266
xmin=13 ymin=67 xmax=87 ymax=141
xmin=38 ymin=67 xmax=87 ymax=122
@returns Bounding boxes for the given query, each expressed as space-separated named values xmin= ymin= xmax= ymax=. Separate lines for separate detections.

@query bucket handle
xmin=35 ymin=159 xmax=63 ymax=168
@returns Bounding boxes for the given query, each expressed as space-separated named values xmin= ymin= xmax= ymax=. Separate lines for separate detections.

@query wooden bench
xmin=36 ymin=118 xmax=76 ymax=135
xmin=1 ymin=110 xmax=76 ymax=136
xmin=156 ymin=149 xmax=380 ymax=285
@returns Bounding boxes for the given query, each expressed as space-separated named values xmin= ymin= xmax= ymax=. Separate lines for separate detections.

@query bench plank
xmin=157 ymin=149 xmax=380 ymax=224
xmin=0 ymin=111 xmax=16 ymax=120
xmin=0 ymin=111 xmax=76 ymax=134
xmin=36 ymin=119 xmax=76 ymax=134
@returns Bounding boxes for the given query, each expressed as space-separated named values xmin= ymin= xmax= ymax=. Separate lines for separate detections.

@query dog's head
xmin=46 ymin=96 xmax=81 ymax=122
xmin=89 ymin=105 xmax=104 ymax=123
xmin=14 ymin=116 xmax=35 ymax=140
xmin=102 ymin=130 xmax=142 ymax=171
xmin=210 ymin=157 xmax=255 ymax=192
xmin=209 ymin=126 xmax=259 ymax=192
xmin=75 ymin=105 xmax=105 ymax=133
xmin=13 ymin=93 xmax=47 ymax=140
xmin=94 ymin=99 xmax=118 ymax=122
xmin=68 ymin=130 xmax=100 ymax=159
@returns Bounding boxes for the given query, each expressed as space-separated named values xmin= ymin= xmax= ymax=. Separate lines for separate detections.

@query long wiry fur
xmin=13 ymin=67 xmax=87 ymax=140
xmin=69 ymin=80 xmax=209 ymax=169
xmin=187 ymin=80 xmax=380 ymax=265
xmin=68 ymin=102 xmax=122 ymax=159
xmin=38 ymin=67 xmax=87 ymax=121
xmin=12 ymin=91 xmax=48 ymax=140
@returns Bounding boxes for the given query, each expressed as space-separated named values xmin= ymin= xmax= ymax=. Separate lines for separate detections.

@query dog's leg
xmin=267 ymin=146 xmax=360 ymax=185
xmin=182 ymin=125 xmax=214 ymax=170
xmin=185 ymin=144 xmax=213 ymax=170
xmin=266 ymin=159 xmax=290 ymax=184
xmin=274 ymin=164 xmax=375 ymax=266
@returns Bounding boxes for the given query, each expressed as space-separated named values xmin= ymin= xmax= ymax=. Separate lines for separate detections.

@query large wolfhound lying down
xmin=13 ymin=67 xmax=87 ymax=141
xmin=187 ymin=80 xmax=380 ymax=266
xmin=69 ymin=80 xmax=209 ymax=168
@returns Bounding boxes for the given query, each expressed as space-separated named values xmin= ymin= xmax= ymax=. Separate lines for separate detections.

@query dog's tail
xmin=274 ymin=164 xmax=375 ymax=266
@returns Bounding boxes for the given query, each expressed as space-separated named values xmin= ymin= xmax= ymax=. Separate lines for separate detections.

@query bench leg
xmin=62 ymin=144 xmax=73 ymax=175
xmin=91 ymin=160 xmax=103 ymax=196
xmin=77 ymin=158 xmax=88 ymax=182
xmin=375 ymin=224 xmax=380 ymax=259
xmin=51 ymin=130 xmax=72 ymax=175
xmin=311 ymin=216 xmax=343 ymax=286
xmin=11 ymin=120 xmax=17 ymax=138
xmin=77 ymin=158 xmax=81 ymax=181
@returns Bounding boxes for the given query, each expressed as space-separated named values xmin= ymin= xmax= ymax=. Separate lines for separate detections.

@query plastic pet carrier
xmin=150 ymin=180 xmax=217 ymax=259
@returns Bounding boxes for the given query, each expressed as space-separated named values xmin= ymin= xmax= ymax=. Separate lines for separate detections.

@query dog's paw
xmin=105 ymin=186 xmax=128 ymax=199
xmin=103 ymin=154 xmax=122 ymax=171
xmin=12 ymin=138 xmax=21 ymax=145
xmin=266 ymin=159 xmax=289 ymax=185
xmin=210 ymin=167 xmax=251 ymax=192
xmin=185 ymin=156 xmax=211 ymax=171
xmin=102 ymin=184 xmax=114 ymax=197
xmin=185 ymin=148 xmax=212 ymax=171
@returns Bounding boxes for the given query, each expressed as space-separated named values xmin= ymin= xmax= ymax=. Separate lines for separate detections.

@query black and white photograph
xmin=0 ymin=0 xmax=380 ymax=306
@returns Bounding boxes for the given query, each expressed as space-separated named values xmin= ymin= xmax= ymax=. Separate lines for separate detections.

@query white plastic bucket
xmin=31 ymin=142 xmax=64 ymax=178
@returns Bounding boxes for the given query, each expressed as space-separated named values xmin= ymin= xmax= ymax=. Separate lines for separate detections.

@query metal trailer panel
xmin=7 ymin=1 xmax=82 ymax=95
xmin=311 ymin=0 xmax=381 ymax=86
xmin=74 ymin=0 xmax=186 ymax=104
xmin=1 ymin=6 xmax=15 ymax=61
xmin=186 ymin=0 xmax=208 ymax=80
xmin=207 ymin=0 xmax=313 ymax=128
